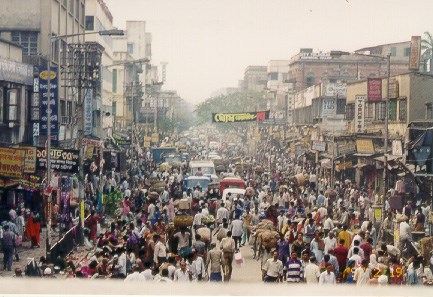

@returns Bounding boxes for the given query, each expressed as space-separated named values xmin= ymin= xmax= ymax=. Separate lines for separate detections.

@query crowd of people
xmin=2 ymin=134 xmax=432 ymax=286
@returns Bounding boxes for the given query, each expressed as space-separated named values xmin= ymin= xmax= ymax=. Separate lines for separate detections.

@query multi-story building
xmin=242 ymin=66 xmax=267 ymax=92
xmin=266 ymin=60 xmax=290 ymax=123
xmin=85 ymin=0 xmax=115 ymax=138
xmin=0 ymin=0 xmax=86 ymax=147
xmin=288 ymin=42 xmax=413 ymax=93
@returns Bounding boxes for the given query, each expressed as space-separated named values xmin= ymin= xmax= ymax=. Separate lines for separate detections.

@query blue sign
xmin=39 ymin=66 xmax=59 ymax=143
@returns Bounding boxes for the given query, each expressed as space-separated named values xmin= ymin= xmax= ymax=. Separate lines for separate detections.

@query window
xmin=127 ymin=43 xmax=134 ymax=54
xmin=112 ymin=69 xmax=117 ymax=93
xmin=337 ymin=98 xmax=346 ymax=114
xmin=365 ymin=102 xmax=374 ymax=120
xmin=67 ymin=101 xmax=72 ymax=117
xmin=390 ymin=47 xmax=397 ymax=56
xmin=0 ymin=87 xmax=3 ymax=123
xmin=346 ymin=103 xmax=354 ymax=120
xmin=69 ymin=0 xmax=74 ymax=14
xmin=60 ymin=100 xmax=66 ymax=118
xmin=75 ymin=0 xmax=79 ymax=19
xmin=7 ymin=89 xmax=18 ymax=121
xmin=375 ymin=102 xmax=386 ymax=121
xmin=85 ymin=16 xmax=94 ymax=31
xmin=306 ymin=76 xmax=314 ymax=87
xmin=399 ymin=99 xmax=407 ymax=122
xmin=389 ymin=99 xmax=397 ymax=121
xmin=81 ymin=3 xmax=85 ymax=26
xmin=404 ymin=47 xmax=411 ymax=56
xmin=11 ymin=31 xmax=38 ymax=55
xmin=268 ymin=72 xmax=278 ymax=80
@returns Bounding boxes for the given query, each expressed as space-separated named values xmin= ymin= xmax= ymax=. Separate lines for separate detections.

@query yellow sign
xmin=356 ymin=139 xmax=375 ymax=154
xmin=0 ymin=147 xmax=26 ymax=178
xmin=86 ymin=144 xmax=94 ymax=159
xmin=39 ymin=70 xmax=57 ymax=80
xmin=374 ymin=208 xmax=382 ymax=223
xmin=335 ymin=161 xmax=353 ymax=171
xmin=143 ymin=137 xmax=151 ymax=148
xmin=151 ymin=133 xmax=159 ymax=143
xmin=14 ymin=146 xmax=37 ymax=173
xmin=80 ymin=201 xmax=85 ymax=222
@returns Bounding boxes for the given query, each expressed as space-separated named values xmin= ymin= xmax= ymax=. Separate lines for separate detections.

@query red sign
xmin=367 ymin=78 xmax=382 ymax=101
xmin=409 ymin=36 xmax=421 ymax=71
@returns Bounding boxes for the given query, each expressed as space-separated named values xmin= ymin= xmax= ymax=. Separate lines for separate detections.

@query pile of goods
xmin=201 ymin=215 xmax=215 ymax=225
xmin=196 ymin=227 xmax=211 ymax=243
xmin=150 ymin=182 xmax=166 ymax=194
xmin=173 ymin=215 xmax=193 ymax=228
xmin=148 ymin=191 xmax=160 ymax=201
xmin=253 ymin=219 xmax=278 ymax=249
xmin=245 ymin=187 xmax=255 ymax=197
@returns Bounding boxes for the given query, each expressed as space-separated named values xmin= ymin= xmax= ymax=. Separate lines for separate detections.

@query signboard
xmin=354 ymin=95 xmax=366 ymax=133
xmin=151 ymin=133 xmax=159 ymax=143
xmin=312 ymin=141 xmax=326 ymax=152
xmin=367 ymin=78 xmax=382 ymax=101
xmin=212 ymin=110 xmax=270 ymax=123
xmin=335 ymin=161 xmax=353 ymax=171
xmin=20 ymin=174 xmax=42 ymax=191
xmin=82 ymin=138 xmax=102 ymax=147
xmin=112 ymin=134 xmax=132 ymax=146
xmin=338 ymin=142 xmax=356 ymax=156
xmin=39 ymin=66 xmax=59 ymax=142
xmin=0 ymin=57 xmax=33 ymax=85
xmin=22 ymin=146 xmax=37 ymax=173
xmin=323 ymin=82 xmax=346 ymax=97
xmin=36 ymin=147 xmax=79 ymax=172
xmin=84 ymin=89 xmax=93 ymax=135
xmin=143 ymin=136 xmax=151 ymax=148
xmin=300 ymin=52 xmax=332 ymax=60
xmin=0 ymin=147 xmax=25 ymax=178
xmin=322 ymin=98 xmax=337 ymax=117
xmin=86 ymin=144 xmax=94 ymax=159
xmin=356 ymin=139 xmax=375 ymax=154
xmin=409 ymin=36 xmax=421 ymax=70
xmin=392 ymin=140 xmax=403 ymax=156
xmin=388 ymin=79 xmax=399 ymax=99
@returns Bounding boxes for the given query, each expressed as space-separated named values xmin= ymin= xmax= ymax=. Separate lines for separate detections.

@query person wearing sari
xmin=86 ymin=210 xmax=100 ymax=244
xmin=26 ymin=211 xmax=41 ymax=248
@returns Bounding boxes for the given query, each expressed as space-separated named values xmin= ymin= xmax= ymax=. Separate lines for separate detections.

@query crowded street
xmin=1 ymin=0 xmax=433 ymax=292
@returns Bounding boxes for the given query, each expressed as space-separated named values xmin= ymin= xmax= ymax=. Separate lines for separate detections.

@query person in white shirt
xmin=259 ymin=197 xmax=270 ymax=211
xmin=398 ymin=218 xmax=412 ymax=251
xmin=192 ymin=253 xmax=206 ymax=281
xmin=230 ymin=216 xmax=244 ymax=250
xmin=216 ymin=203 xmax=229 ymax=224
xmin=324 ymin=231 xmax=337 ymax=255
xmin=319 ymin=263 xmax=336 ymax=284
xmin=153 ymin=235 xmax=167 ymax=266
xmin=140 ymin=262 xmax=154 ymax=281
xmin=158 ymin=268 xmax=173 ymax=283
xmin=323 ymin=216 xmax=334 ymax=236
xmin=193 ymin=209 xmax=204 ymax=230
xmin=124 ymin=264 xmax=145 ymax=282
xmin=348 ymin=247 xmax=363 ymax=267
xmin=263 ymin=251 xmax=284 ymax=282
xmin=304 ymin=256 xmax=321 ymax=283
xmin=173 ymin=260 xmax=191 ymax=282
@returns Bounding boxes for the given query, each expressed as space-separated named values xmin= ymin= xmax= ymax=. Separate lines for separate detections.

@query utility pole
xmin=383 ymin=53 xmax=391 ymax=205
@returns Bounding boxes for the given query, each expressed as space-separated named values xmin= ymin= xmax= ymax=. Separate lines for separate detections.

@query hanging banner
xmin=392 ymin=140 xmax=403 ymax=156
xmin=409 ymin=36 xmax=421 ymax=71
xmin=84 ymin=89 xmax=93 ymax=135
xmin=112 ymin=133 xmax=132 ymax=146
xmin=86 ymin=144 xmax=94 ymax=159
xmin=367 ymin=78 xmax=382 ymax=102
xmin=38 ymin=66 xmax=59 ymax=142
xmin=212 ymin=110 xmax=270 ymax=123
xmin=312 ymin=141 xmax=326 ymax=152
xmin=20 ymin=174 xmax=42 ymax=191
xmin=0 ymin=147 xmax=25 ymax=178
xmin=36 ymin=147 xmax=79 ymax=172
xmin=143 ymin=136 xmax=151 ymax=148
xmin=151 ymin=133 xmax=159 ymax=143
xmin=354 ymin=95 xmax=366 ymax=133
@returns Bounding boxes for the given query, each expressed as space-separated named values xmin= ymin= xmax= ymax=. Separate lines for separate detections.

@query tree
xmin=421 ymin=31 xmax=433 ymax=72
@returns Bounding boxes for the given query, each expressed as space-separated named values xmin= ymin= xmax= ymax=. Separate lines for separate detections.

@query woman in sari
xmin=26 ymin=211 xmax=41 ymax=248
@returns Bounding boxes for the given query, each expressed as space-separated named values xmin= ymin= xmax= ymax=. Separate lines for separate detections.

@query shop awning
xmin=374 ymin=155 xmax=402 ymax=163
xmin=353 ymin=163 xmax=368 ymax=169
xmin=353 ymin=153 xmax=375 ymax=157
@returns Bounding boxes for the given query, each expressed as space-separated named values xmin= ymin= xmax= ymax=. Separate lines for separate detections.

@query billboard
xmin=36 ymin=147 xmax=79 ymax=172
xmin=354 ymin=95 xmax=366 ymax=133
xmin=212 ymin=110 xmax=270 ymax=123
xmin=39 ymin=66 xmax=59 ymax=142
xmin=323 ymin=82 xmax=346 ymax=97
xmin=409 ymin=36 xmax=421 ymax=70
xmin=367 ymin=78 xmax=382 ymax=101
xmin=356 ymin=139 xmax=375 ymax=154
xmin=0 ymin=147 xmax=25 ymax=178
xmin=322 ymin=98 xmax=337 ymax=117
xmin=84 ymin=89 xmax=93 ymax=135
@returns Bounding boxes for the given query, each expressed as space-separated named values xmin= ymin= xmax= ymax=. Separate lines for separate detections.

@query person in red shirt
xmin=389 ymin=257 xmax=404 ymax=285
xmin=333 ymin=239 xmax=349 ymax=276
xmin=360 ymin=237 xmax=373 ymax=261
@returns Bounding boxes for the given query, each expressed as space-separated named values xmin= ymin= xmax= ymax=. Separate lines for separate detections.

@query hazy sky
xmin=104 ymin=0 xmax=432 ymax=105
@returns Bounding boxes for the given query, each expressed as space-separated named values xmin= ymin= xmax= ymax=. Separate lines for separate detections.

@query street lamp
xmin=330 ymin=50 xmax=391 ymax=200
xmin=45 ymin=29 xmax=124 ymax=257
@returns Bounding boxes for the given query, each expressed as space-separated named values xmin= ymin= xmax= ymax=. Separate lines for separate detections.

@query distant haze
xmin=105 ymin=0 xmax=432 ymax=105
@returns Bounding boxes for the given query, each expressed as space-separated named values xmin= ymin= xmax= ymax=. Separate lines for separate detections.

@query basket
xmin=173 ymin=215 xmax=193 ymax=228
xmin=148 ymin=191 xmax=159 ymax=200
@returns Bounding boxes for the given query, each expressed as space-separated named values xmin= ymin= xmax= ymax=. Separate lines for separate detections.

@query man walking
xmin=220 ymin=231 xmax=236 ymax=282
xmin=206 ymin=242 xmax=224 ymax=282
xmin=263 ymin=251 xmax=284 ymax=282
xmin=2 ymin=225 xmax=16 ymax=271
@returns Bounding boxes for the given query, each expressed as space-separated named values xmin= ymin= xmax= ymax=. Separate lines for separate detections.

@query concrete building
xmin=0 ymin=0 xmax=86 ymax=147
xmin=85 ymin=0 xmax=115 ymax=138
xmin=288 ymin=42 xmax=412 ymax=93
xmin=242 ymin=66 xmax=267 ymax=92
xmin=0 ymin=39 xmax=33 ymax=145
xmin=266 ymin=60 xmax=291 ymax=123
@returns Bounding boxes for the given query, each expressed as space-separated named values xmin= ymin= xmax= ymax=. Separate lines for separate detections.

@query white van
xmin=189 ymin=160 xmax=218 ymax=181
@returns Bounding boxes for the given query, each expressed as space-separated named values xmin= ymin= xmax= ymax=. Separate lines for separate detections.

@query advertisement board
xmin=20 ymin=174 xmax=42 ymax=191
xmin=338 ymin=142 xmax=356 ymax=156
xmin=356 ymin=139 xmax=375 ymax=154
xmin=0 ymin=147 xmax=25 ymax=178
xmin=354 ymin=95 xmax=366 ymax=133
xmin=39 ymin=66 xmax=59 ymax=142
xmin=367 ymin=78 xmax=382 ymax=101
xmin=212 ymin=110 xmax=270 ymax=123
xmin=323 ymin=82 xmax=346 ymax=97
xmin=409 ymin=36 xmax=421 ymax=70
xmin=36 ymin=147 xmax=79 ymax=172
xmin=312 ymin=141 xmax=326 ymax=152
xmin=322 ymin=98 xmax=337 ymax=117
xmin=392 ymin=140 xmax=403 ymax=156
xmin=84 ymin=89 xmax=93 ymax=135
